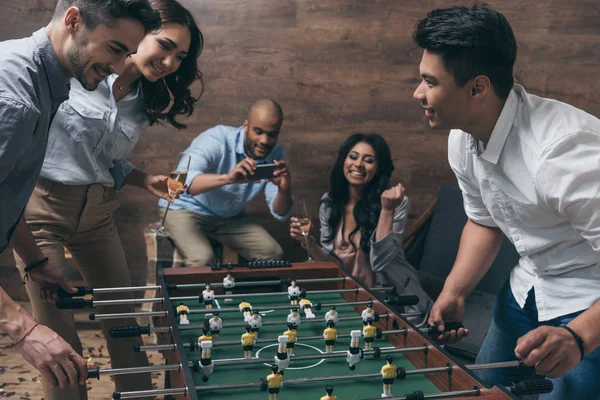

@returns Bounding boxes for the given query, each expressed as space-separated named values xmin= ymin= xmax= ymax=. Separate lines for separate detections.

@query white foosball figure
xmin=287 ymin=308 xmax=301 ymax=328
xmin=274 ymin=335 xmax=290 ymax=371
xmin=223 ymin=272 xmax=235 ymax=303
xmin=287 ymin=280 xmax=302 ymax=305
xmin=208 ymin=312 xmax=223 ymax=340
xmin=361 ymin=300 xmax=375 ymax=325
xmin=324 ymin=305 xmax=338 ymax=325
xmin=176 ymin=303 xmax=190 ymax=325
xmin=346 ymin=330 xmax=362 ymax=370
xmin=299 ymin=296 xmax=315 ymax=319
xmin=248 ymin=310 xmax=263 ymax=337
xmin=203 ymin=284 xmax=215 ymax=310
xmin=199 ymin=340 xmax=214 ymax=376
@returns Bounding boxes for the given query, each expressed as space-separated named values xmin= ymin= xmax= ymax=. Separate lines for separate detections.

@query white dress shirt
xmin=449 ymin=84 xmax=600 ymax=321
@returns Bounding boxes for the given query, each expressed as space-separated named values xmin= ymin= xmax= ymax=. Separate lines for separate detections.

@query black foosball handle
xmin=56 ymin=298 xmax=94 ymax=309
xmin=87 ymin=366 xmax=100 ymax=380
xmin=386 ymin=295 xmax=419 ymax=306
xmin=508 ymin=379 xmax=554 ymax=395
xmin=426 ymin=322 xmax=465 ymax=336
xmin=57 ymin=287 xmax=94 ymax=298
xmin=109 ymin=325 xmax=151 ymax=338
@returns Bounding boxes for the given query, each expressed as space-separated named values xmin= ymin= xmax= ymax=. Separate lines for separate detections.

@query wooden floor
xmin=0 ymin=303 xmax=163 ymax=400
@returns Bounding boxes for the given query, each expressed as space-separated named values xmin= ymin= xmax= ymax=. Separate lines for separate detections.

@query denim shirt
xmin=159 ymin=125 xmax=292 ymax=220
xmin=41 ymin=74 xmax=146 ymax=189
xmin=0 ymin=28 xmax=70 ymax=253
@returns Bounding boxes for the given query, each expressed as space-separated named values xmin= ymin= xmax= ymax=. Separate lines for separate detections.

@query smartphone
xmin=252 ymin=163 xmax=277 ymax=180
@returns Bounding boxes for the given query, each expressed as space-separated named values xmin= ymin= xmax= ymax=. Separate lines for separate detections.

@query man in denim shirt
xmin=161 ymin=99 xmax=293 ymax=266
xmin=0 ymin=0 xmax=159 ymax=393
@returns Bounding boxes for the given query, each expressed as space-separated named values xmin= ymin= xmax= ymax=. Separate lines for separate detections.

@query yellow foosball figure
xmin=176 ymin=303 xmax=190 ymax=325
xmin=323 ymin=320 xmax=338 ymax=353
xmin=198 ymin=326 xmax=213 ymax=345
xmin=239 ymin=299 xmax=253 ymax=320
xmin=363 ymin=318 xmax=377 ymax=350
xmin=320 ymin=385 xmax=338 ymax=400
xmin=283 ymin=322 xmax=297 ymax=356
xmin=241 ymin=324 xmax=256 ymax=359
xmin=299 ymin=294 xmax=315 ymax=319
xmin=266 ymin=363 xmax=283 ymax=400
xmin=381 ymin=355 xmax=397 ymax=398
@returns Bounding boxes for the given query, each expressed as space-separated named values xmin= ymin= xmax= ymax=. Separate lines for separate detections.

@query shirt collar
xmin=32 ymin=28 xmax=70 ymax=105
xmin=479 ymin=85 xmax=521 ymax=164
xmin=234 ymin=126 xmax=271 ymax=165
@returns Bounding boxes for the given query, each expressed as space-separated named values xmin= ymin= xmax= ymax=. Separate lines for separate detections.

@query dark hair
xmin=412 ymin=3 xmax=517 ymax=99
xmin=322 ymin=133 xmax=394 ymax=253
xmin=141 ymin=0 xmax=204 ymax=129
xmin=54 ymin=0 xmax=161 ymax=34
xmin=325 ymin=386 xmax=334 ymax=395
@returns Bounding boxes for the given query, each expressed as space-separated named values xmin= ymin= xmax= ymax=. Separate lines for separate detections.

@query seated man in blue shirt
xmin=160 ymin=99 xmax=292 ymax=266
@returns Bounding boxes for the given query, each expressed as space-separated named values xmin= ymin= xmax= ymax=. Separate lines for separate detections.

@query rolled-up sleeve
xmin=0 ymin=97 xmax=37 ymax=183
xmin=369 ymin=196 xmax=409 ymax=272
xmin=109 ymin=160 xmax=135 ymax=192
xmin=319 ymin=196 xmax=334 ymax=253
xmin=448 ymin=130 xmax=497 ymax=227
xmin=185 ymin=131 xmax=223 ymax=186
xmin=536 ymin=131 xmax=600 ymax=251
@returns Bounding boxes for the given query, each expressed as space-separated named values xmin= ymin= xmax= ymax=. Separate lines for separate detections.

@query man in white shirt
xmin=412 ymin=4 xmax=600 ymax=399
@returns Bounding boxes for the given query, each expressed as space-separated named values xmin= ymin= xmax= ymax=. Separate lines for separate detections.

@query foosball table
xmin=58 ymin=261 xmax=553 ymax=399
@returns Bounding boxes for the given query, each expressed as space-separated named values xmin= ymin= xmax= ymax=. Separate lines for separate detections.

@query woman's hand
xmin=381 ymin=183 xmax=405 ymax=211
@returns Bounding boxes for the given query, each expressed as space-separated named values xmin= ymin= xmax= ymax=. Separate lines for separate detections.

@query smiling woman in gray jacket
xmin=290 ymin=133 xmax=431 ymax=324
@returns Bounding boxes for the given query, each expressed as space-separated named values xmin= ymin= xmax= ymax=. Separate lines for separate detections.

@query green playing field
xmin=176 ymin=291 xmax=441 ymax=400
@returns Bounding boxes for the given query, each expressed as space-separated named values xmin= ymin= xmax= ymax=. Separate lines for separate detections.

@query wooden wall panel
xmin=1 ymin=0 xmax=598 ymax=299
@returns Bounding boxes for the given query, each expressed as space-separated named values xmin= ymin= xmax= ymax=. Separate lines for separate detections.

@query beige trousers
xmin=14 ymin=177 xmax=151 ymax=400
xmin=163 ymin=209 xmax=284 ymax=267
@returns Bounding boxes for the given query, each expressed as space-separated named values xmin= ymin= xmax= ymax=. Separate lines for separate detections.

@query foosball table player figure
xmin=176 ymin=303 xmax=190 ymax=325
xmin=299 ymin=292 xmax=315 ymax=319
xmin=363 ymin=318 xmax=376 ymax=350
xmin=266 ymin=363 xmax=283 ymax=400
xmin=198 ymin=326 xmax=212 ymax=344
xmin=346 ymin=329 xmax=362 ymax=370
xmin=323 ymin=320 xmax=338 ymax=353
xmin=325 ymin=305 xmax=338 ymax=324
xmin=275 ymin=335 xmax=290 ymax=371
xmin=239 ymin=298 xmax=253 ymax=320
xmin=223 ymin=271 xmax=235 ymax=302
xmin=199 ymin=339 xmax=214 ymax=380
xmin=362 ymin=300 xmax=375 ymax=325
xmin=320 ymin=385 xmax=338 ymax=400
xmin=287 ymin=307 xmax=301 ymax=328
xmin=381 ymin=355 xmax=397 ymax=398
xmin=283 ymin=322 xmax=297 ymax=356
xmin=249 ymin=310 xmax=263 ymax=337
xmin=241 ymin=324 xmax=256 ymax=359
xmin=208 ymin=311 xmax=223 ymax=340
xmin=203 ymin=283 xmax=215 ymax=310
xmin=288 ymin=279 xmax=301 ymax=305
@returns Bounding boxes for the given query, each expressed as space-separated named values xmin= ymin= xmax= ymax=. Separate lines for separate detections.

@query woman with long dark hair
xmin=290 ymin=133 xmax=431 ymax=322
xmin=14 ymin=1 xmax=203 ymax=399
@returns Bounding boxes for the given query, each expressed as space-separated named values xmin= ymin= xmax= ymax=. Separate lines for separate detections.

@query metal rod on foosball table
xmin=88 ymin=363 xmax=183 ymax=378
xmin=173 ymin=277 xmax=349 ymax=290
xmin=171 ymin=286 xmax=394 ymax=302
xmin=136 ymin=329 xmax=419 ymax=351
xmin=90 ymin=311 xmax=167 ymax=320
xmin=112 ymin=387 xmax=187 ymax=399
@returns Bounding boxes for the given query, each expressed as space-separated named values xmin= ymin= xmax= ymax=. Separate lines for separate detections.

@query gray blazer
xmin=318 ymin=193 xmax=432 ymax=324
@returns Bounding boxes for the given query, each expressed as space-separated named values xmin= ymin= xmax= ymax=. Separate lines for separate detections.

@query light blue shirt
xmin=159 ymin=125 xmax=291 ymax=220
xmin=0 ymin=28 xmax=70 ymax=253
xmin=40 ymin=74 xmax=146 ymax=189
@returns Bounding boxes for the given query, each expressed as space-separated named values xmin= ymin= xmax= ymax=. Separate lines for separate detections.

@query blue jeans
xmin=475 ymin=281 xmax=600 ymax=399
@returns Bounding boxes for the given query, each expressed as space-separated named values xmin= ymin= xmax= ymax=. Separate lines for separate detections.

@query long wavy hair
xmin=142 ymin=0 xmax=204 ymax=129
xmin=321 ymin=133 xmax=395 ymax=253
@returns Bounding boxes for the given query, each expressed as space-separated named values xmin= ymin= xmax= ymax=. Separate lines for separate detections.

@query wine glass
xmin=295 ymin=200 xmax=313 ymax=262
xmin=152 ymin=152 xmax=191 ymax=237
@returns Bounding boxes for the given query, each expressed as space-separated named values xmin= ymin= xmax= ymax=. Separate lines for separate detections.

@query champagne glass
xmin=295 ymin=200 xmax=313 ymax=262
xmin=152 ymin=152 xmax=191 ymax=237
